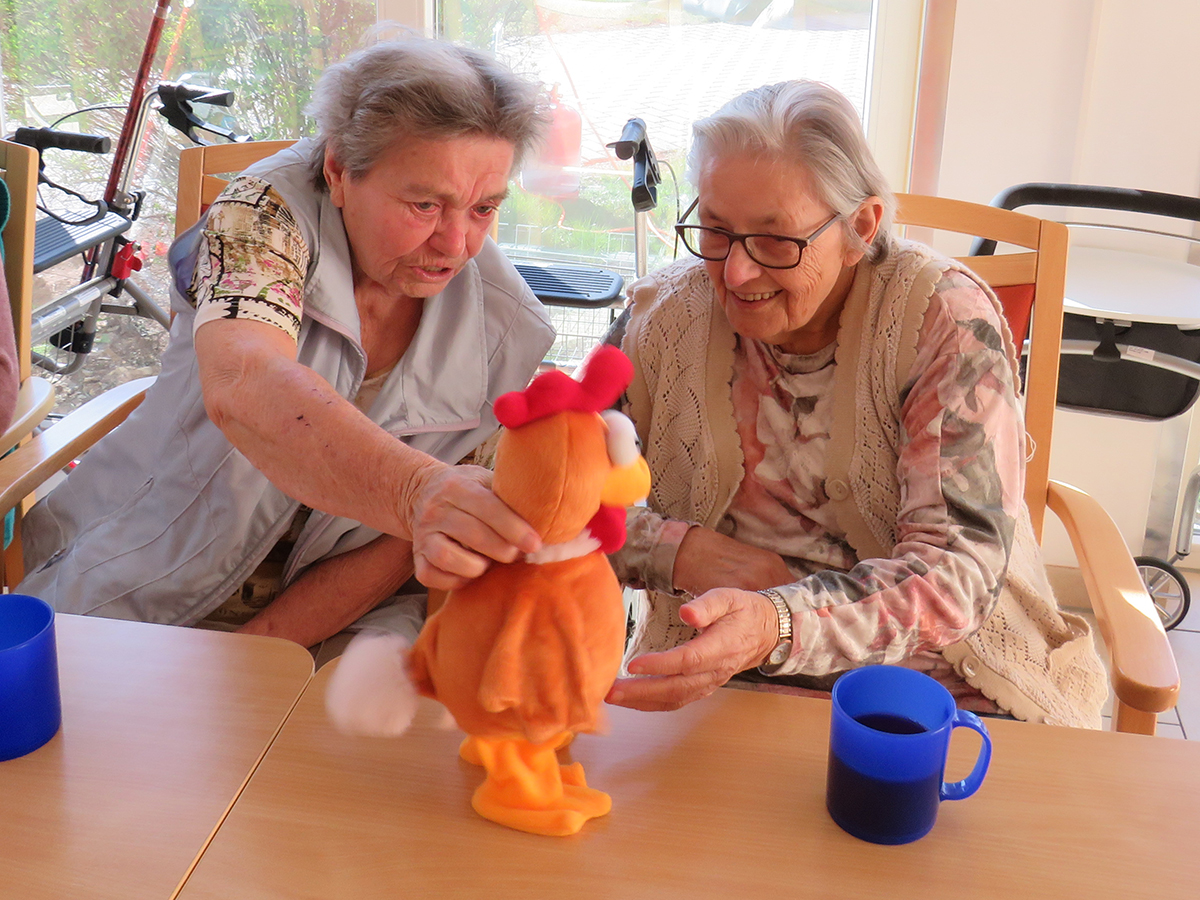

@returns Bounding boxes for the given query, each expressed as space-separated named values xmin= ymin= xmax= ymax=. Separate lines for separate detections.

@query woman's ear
xmin=843 ymin=196 xmax=884 ymax=265
xmin=324 ymin=144 xmax=347 ymax=208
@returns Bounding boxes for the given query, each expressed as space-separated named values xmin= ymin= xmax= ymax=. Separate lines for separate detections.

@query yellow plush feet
xmin=459 ymin=734 xmax=486 ymax=767
xmin=460 ymin=734 xmax=611 ymax=836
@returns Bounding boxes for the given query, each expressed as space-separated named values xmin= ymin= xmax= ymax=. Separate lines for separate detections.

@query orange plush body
xmin=410 ymin=556 xmax=625 ymax=742
xmin=407 ymin=347 xmax=649 ymax=836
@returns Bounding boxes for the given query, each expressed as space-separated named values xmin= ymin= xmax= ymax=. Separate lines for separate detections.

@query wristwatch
xmin=757 ymin=588 xmax=793 ymax=668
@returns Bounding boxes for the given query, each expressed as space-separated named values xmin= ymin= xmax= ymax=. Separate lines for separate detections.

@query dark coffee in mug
xmin=826 ymin=754 xmax=943 ymax=839
xmin=854 ymin=713 xmax=927 ymax=734
xmin=827 ymin=712 xmax=938 ymax=840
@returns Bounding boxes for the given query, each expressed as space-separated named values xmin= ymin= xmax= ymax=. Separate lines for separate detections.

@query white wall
xmin=933 ymin=0 xmax=1200 ymax=572
xmin=939 ymin=0 xmax=1200 ymax=207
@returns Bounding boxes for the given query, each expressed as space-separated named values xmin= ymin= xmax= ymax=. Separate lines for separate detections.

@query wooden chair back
xmin=894 ymin=193 xmax=1069 ymax=539
xmin=0 ymin=139 xmax=57 ymax=584
xmin=175 ymin=141 xmax=298 ymax=236
xmin=1 ymin=139 xmax=37 ymax=385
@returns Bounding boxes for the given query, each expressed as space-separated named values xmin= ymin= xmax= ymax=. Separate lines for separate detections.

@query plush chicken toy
xmin=327 ymin=345 xmax=650 ymax=837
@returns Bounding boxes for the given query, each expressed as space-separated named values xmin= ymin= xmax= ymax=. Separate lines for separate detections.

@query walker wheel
xmin=1134 ymin=556 xmax=1191 ymax=631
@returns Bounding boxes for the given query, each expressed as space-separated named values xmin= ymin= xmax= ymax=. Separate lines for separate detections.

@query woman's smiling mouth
xmin=731 ymin=289 xmax=782 ymax=302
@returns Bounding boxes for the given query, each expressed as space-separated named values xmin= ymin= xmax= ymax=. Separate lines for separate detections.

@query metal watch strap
xmin=757 ymin=587 xmax=793 ymax=668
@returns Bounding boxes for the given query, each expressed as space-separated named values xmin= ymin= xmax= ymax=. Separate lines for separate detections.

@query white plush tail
xmin=324 ymin=631 xmax=419 ymax=737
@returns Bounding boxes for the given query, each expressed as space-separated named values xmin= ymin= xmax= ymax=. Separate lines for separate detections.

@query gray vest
xmin=19 ymin=139 xmax=554 ymax=624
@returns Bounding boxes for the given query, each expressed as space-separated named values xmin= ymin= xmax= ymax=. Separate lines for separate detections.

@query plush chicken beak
xmin=600 ymin=455 xmax=651 ymax=508
xmin=598 ymin=409 xmax=650 ymax=508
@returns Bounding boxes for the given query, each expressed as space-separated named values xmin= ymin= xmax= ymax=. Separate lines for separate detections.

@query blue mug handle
xmin=940 ymin=710 xmax=992 ymax=801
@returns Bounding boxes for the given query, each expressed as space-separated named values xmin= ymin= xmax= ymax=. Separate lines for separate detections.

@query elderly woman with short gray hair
xmin=607 ymin=80 xmax=1108 ymax=727
xmin=19 ymin=34 xmax=554 ymax=648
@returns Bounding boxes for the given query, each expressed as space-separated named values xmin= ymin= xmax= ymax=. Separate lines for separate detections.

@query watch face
xmin=769 ymin=641 xmax=792 ymax=667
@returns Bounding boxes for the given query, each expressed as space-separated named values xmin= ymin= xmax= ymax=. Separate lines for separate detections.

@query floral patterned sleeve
xmin=773 ymin=272 xmax=1024 ymax=676
xmin=190 ymin=175 xmax=309 ymax=342
xmin=612 ymin=506 xmax=693 ymax=593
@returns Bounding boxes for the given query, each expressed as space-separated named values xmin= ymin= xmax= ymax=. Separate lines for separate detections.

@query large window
xmin=448 ymin=1 xmax=875 ymax=277
xmin=1 ymin=0 xmax=920 ymax=382
xmin=440 ymin=1 xmax=916 ymax=364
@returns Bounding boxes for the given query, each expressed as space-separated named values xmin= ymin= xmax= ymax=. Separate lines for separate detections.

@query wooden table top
xmin=0 ymin=614 xmax=313 ymax=900
xmin=176 ymin=661 xmax=1199 ymax=900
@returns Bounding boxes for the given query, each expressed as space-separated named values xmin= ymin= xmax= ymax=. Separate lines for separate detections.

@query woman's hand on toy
xmin=406 ymin=464 xmax=541 ymax=590
xmin=606 ymin=588 xmax=781 ymax=711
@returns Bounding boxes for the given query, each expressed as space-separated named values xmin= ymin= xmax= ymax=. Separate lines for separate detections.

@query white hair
xmin=687 ymin=80 xmax=896 ymax=262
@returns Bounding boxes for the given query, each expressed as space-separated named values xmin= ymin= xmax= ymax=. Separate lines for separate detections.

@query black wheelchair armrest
xmin=970 ymin=182 xmax=1200 ymax=255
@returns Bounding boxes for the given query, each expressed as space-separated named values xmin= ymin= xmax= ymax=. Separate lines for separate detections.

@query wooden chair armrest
xmin=0 ymin=377 xmax=55 ymax=455
xmin=1045 ymin=479 xmax=1180 ymax=726
xmin=0 ymin=377 xmax=154 ymax=518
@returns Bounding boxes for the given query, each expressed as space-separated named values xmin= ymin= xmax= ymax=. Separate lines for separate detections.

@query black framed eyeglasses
xmin=674 ymin=197 xmax=840 ymax=270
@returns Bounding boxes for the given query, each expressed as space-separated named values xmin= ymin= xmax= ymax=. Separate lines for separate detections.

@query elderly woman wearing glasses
xmin=606 ymin=80 xmax=1107 ymax=728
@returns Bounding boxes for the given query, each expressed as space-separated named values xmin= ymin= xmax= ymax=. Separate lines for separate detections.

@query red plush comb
xmin=494 ymin=345 xmax=633 ymax=428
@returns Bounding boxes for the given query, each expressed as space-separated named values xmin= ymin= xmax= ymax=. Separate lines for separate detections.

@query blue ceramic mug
xmin=0 ymin=594 xmax=62 ymax=761
xmin=826 ymin=665 xmax=992 ymax=845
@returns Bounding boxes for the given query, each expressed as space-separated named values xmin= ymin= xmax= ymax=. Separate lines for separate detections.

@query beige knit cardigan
xmin=620 ymin=241 xmax=1108 ymax=729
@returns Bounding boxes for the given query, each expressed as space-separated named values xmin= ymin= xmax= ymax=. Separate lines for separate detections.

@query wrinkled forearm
xmin=196 ymin=319 xmax=443 ymax=539
xmin=238 ymin=534 xmax=416 ymax=647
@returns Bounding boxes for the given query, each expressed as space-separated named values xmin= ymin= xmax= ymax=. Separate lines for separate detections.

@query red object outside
xmin=520 ymin=87 xmax=583 ymax=199
xmin=103 ymin=0 xmax=174 ymax=208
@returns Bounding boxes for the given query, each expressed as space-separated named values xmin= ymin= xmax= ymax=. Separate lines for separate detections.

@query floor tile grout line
xmin=1168 ymin=626 xmax=1195 ymax=739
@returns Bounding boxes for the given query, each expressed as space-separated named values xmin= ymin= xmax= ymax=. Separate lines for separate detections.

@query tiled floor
xmin=1165 ymin=625 xmax=1199 ymax=738
xmin=1161 ymin=570 xmax=1200 ymax=738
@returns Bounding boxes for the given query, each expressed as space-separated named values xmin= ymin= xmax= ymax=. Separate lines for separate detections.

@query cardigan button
xmin=827 ymin=479 xmax=850 ymax=501
xmin=962 ymin=657 xmax=979 ymax=677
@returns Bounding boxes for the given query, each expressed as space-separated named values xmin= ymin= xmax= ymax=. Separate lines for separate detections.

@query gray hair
xmin=686 ymin=80 xmax=896 ymax=262
xmin=305 ymin=30 xmax=547 ymax=191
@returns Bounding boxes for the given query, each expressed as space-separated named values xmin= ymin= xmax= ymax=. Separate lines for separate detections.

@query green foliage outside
xmin=2 ymin=0 xmax=374 ymax=137
xmin=1 ymin=0 xmax=377 ymax=390
xmin=2 ymin=0 xmax=375 ymax=255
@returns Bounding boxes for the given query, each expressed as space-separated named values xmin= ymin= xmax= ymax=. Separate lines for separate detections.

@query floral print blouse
xmin=190 ymin=176 xmax=309 ymax=340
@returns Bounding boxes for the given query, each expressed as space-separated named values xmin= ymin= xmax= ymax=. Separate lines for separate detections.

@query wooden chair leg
xmin=1114 ymin=700 xmax=1158 ymax=736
